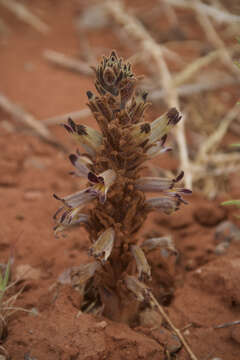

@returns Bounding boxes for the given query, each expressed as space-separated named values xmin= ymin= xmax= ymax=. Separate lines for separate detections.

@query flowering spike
xmin=89 ymin=228 xmax=115 ymax=263
xmin=131 ymin=245 xmax=151 ymax=281
xmin=53 ymin=51 xmax=191 ymax=320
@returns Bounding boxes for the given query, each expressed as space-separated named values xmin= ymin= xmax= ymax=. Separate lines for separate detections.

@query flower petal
xmin=53 ymin=206 xmax=89 ymax=236
xmin=130 ymin=122 xmax=151 ymax=145
xmin=131 ymin=245 xmax=151 ymax=281
xmin=89 ymin=227 xmax=115 ymax=263
xmin=90 ymin=169 xmax=116 ymax=203
xmin=69 ymin=153 xmax=92 ymax=178
xmin=149 ymin=108 xmax=182 ymax=144
xmin=135 ymin=177 xmax=174 ymax=192
xmin=63 ymin=118 xmax=103 ymax=156
xmin=53 ymin=187 xmax=96 ymax=209
xmin=146 ymin=196 xmax=182 ymax=214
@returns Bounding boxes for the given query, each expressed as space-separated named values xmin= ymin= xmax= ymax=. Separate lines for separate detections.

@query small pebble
xmin=23 ymin=190 xmax=42 ymax=201
xmin=215 ymin=221 xmax=240 ymax=243
xmin=214 ymin=241 xmax=229 ymax=255
xmin=15 ymin=264 xmax=42 ymax=281
xmin=95 ymin=321 xmax=107 ymax=329
xmin=194 ymin=204 xmax=225 ymax=226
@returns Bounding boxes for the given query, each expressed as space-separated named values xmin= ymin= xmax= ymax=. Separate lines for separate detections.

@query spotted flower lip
xmin=130 ymin=121 xmax=151 ymax=145
xmin=149 ymin=108 xmax=182 ymax=145
xmin=69 ymin=153 xmax=93 ymax=178
xmin=63 ymin=118 xmax=103 ymax=156
xmin=53 ymin=206 xmax=89 ymax=236
xmin=89 ymin=227 xmax=115 ymax=263
xmin=53 ymin=187 xmax=96 ymax=209
xmin=131 ymin=245 xmax=151 ymax=281
xmin=88 ymin=169 xmax=116 ymax=204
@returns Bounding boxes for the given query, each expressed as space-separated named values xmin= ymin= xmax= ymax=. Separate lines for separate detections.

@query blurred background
xmin=0 ymin=2 xmax=240 ymax=358
xmin=1 ymin=0 xmax=240 ymax=201
xmin=0 ymin=0 xmax=240 ymax=257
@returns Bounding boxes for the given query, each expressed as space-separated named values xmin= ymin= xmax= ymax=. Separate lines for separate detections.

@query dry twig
xmin=150 ymin=76 xmax=240 ymax=101
xmin=43 ymin=50 xmax=93 ymax=76
xmin=192 ymin=0 xmax=239 ymax=76
xmin=0 ymin=93 xmax=51 ymax=140
xmin=0 ymin=93 xmax=66 ymax=151
xmin=163 ymin=0 xmax=240 ymax=24
xmin=196 ymin=103 xmax=240 ymax=162
xmin=149 ymin=292 xmax=199 ymax=360
xmin=173 ymin=49 xmax=222 ymax=87
xmin=43 ymin=108 xmax=91 ymax=126
xmin=0 ymin=0 xmax=49 ymax=34
xmin=214 ymin=320 xmax=240 ymax=329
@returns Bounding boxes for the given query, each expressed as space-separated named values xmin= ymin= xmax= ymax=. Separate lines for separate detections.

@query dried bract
xmin=124 ymin=275 xmax=150 ymax=302
xmin=142 ymin=236 xmax=178 ymax=257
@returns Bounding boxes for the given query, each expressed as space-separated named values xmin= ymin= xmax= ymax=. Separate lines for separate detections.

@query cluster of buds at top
xmin=53 ymin=51 xmax=191 ymax=308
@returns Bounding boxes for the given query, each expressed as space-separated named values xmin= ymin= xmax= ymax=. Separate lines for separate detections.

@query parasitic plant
xmin=53 ymin=51 xmax=191 ymax=322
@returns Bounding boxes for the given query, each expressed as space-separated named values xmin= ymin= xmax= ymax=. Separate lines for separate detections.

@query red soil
xmin=0 ymin=1 xmax=240 ymax=359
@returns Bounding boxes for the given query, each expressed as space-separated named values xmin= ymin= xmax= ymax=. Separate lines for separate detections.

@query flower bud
xmin=64 ymin=118 xmax=102 ymax=156
xmin=124 ymin=275 xmax=150 ymax=302
xmin=149 ymin=108 xmax=182 ymax=144
xmin=131 ymin=245 xmax=151 ymax=280
xmin=89 ymin=169 xmax=116 ymax=203
xmin=89 ymin=227 xmax=115 ymax=263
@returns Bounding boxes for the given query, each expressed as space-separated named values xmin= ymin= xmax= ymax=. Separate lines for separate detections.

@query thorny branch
xmin=43 ymin=50 xmax=93 ymax=76
xmin=104 ymin=0 xmax=193 ymax=189
xmin=102 ymin=0 xmax=240 ymax=195
xmin=0 ymin=0 xmax=49 ymax=34
xmin=0 ymin=93 xmax=65 ymax=151
xmin=162 ymin=0 xmax=240 ymax=24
